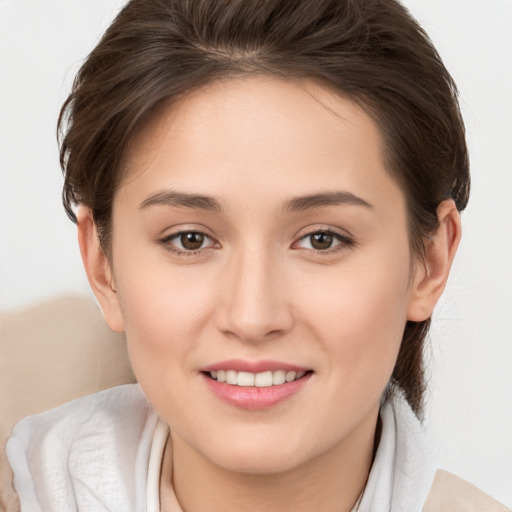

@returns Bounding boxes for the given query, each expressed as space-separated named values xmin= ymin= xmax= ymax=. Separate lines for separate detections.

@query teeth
xmin=272 ymin=370 xmax=286 ymax=385
xmin=237 ymin=372 xmax=255 ymax=387
xmin=226 ymin=370 xmax=237 ymax=385
xmin=285 ymin=371 xmax=297 ymax=382
xmin=254 ymin=371 xmax=273 ymax=387
xmin=209 ymin=369 xmax=308 ymax=387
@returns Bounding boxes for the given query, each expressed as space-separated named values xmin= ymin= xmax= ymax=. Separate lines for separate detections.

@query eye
xmin=161 ymin=230 xmax=217 ymax=253
xmin=294 ymin=230 xmax=353 ymax=252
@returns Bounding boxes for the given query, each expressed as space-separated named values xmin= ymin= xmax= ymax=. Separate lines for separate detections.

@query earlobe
xmin=407 ymin=200 xmax=462 ymax=322
xmin=77 ymin=208 xmax=125 ymax=332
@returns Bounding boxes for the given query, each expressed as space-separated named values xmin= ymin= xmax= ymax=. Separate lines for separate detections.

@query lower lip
xmin=203 ymin=373 xmax=312 ymax=410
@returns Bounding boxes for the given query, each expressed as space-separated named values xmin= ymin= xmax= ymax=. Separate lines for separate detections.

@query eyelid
xmin=159 ymin=228 xmax=220 ymax=255
xmin=292 ymin=227 xmax=356 ymax=253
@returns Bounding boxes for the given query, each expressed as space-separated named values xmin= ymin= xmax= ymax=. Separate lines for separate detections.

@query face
xmin=104 ymin=77 xmax=424 ymax=474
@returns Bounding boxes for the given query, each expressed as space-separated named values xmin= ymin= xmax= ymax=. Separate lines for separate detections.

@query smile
xmin=202 ymin=364 xmax=313 ymax=410
xmin=208 ymin=370 xmax=307 ymax=387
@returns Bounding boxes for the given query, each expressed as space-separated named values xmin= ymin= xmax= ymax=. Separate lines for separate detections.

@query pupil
xmin=311 ymin=232 xmax=333 ymax=250
xmin=181 ymin=232 xmax=204 ymax=250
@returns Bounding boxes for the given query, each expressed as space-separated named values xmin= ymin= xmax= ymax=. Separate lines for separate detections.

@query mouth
xmin=201 ymin=363 xmax=313 ymax=409
xmin=205 ymin=369 xmax=309 ymax=387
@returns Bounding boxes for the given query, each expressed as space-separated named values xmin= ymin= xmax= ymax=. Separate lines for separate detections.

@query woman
xmin=6 ymin=0 xmax=509 ymax=510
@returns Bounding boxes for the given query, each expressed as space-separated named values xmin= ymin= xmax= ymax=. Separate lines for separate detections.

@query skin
xmin=78 ymin=77 xmax=461 ymax=512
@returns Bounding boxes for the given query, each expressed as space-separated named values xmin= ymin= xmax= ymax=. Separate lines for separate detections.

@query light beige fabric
xmin=0 ymin=295 xmax=135 ymax=512
xmin=424 ymin=470 xmax=511 ymax=512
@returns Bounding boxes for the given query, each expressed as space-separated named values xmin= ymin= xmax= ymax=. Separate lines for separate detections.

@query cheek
xmin=113 ymin=264 xmax=220 ymax=424
xmin=300 ymin=252 xmax=411 ymax=382
xmin=113 ymin=255 xmax=217 ymax=372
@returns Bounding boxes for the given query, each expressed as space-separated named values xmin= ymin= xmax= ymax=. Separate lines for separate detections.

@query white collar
xmin=358 ymin=395 xmax=436 ymax=512
xmin=146 ymin=417 xmax=170 ymax=512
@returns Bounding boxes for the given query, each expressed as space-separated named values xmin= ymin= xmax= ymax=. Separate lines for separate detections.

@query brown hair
xmin=59 ymin=0 xmax=470 ymax=416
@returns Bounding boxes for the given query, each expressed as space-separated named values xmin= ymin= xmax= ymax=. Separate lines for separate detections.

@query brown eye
xmin=294 ymin=229 xmax=354 ymax=253
xmin=180 ymin=232 xmax=205 ymax=250
xmin=161 ymin=230 xmax=216 ymax=254
xmin=310 ymin=232 xmax=334 ymax=250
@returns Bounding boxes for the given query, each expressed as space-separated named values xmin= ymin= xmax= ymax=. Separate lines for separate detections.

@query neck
xmin=166 ymin=406 xmax=380 ymax=512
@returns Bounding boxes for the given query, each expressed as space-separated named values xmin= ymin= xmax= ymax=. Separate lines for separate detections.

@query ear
xmin=77 ymin=208 xmax=125 ymax=332
xmin=407 ymin=200 xmax=462 ymax=322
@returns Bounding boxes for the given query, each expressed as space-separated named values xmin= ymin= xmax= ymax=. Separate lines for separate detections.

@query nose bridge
xmin=218 ymin=241 xmax=292 ymax=342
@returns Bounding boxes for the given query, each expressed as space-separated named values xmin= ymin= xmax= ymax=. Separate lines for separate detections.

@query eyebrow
xmin=139 ymin=189 xmax=372 ymax=213
xmin=139 ymin=191 xmax=222 ymax=212
xmin=284 ymin=191 xmax=373 ymax=212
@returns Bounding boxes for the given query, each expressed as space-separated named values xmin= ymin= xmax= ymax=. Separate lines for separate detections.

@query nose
xmin=216 ymin=246 xmax=294 ymax=343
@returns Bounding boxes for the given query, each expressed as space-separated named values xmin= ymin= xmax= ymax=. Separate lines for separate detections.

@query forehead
xmin=117 ymin=77 xmax=404 ymax=216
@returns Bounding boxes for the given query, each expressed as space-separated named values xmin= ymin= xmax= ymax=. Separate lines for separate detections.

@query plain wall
xmin=1 ymin=0 xmax=511 ymax=505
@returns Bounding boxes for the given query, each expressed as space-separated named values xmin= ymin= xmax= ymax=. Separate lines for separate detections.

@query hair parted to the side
xmin=59 ymin=0 xmax=470 ymax=416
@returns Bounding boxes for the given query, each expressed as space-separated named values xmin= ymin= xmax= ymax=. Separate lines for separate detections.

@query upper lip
xmin=201 ymin=359 xmax=310 ymax=373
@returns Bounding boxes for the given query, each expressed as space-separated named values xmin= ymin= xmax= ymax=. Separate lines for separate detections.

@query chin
xmin=216 ymin=451 xmax=306 ymax=475
xmin=199 ymin=432 xmax=317 ymax=475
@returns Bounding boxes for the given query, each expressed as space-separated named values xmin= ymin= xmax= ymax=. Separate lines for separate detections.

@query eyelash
xmin=159 ymin=230 xmax=218 ymax=257
xmin=159 ymin=229 xmax=355 ymax=257
xmin=293 ymin=229 xmax=355 ymax=255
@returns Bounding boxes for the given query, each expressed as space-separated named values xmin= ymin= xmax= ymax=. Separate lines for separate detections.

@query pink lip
xmin=202 ymin=359 xmax=309 ymax=373
xmin=202 ymin=371 xmax=312 ymax=411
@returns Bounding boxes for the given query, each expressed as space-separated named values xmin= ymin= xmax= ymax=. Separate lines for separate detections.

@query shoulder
xmin=8 ymin=383 xmax=154 ymax=442
xmin=424 ymin=470 xmax=511 ymax=512
xmin=6 ymin=384 xmax=158 ymax=512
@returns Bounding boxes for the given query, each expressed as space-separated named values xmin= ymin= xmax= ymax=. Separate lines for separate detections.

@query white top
xmin=146 ymin=417 xmax=169 ymax=512
xmin=7 ymin=384 xmax=437 ymax=512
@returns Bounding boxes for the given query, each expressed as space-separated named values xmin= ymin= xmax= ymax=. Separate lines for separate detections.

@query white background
xmin=1 ymin=0 xmax=511 ymax=505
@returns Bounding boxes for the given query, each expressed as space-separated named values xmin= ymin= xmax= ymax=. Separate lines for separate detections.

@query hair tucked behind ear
xmin=385 ymin=320 xmax=430 ymax=418
xmin=59 ymin=0 xmax=469 ymax=416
